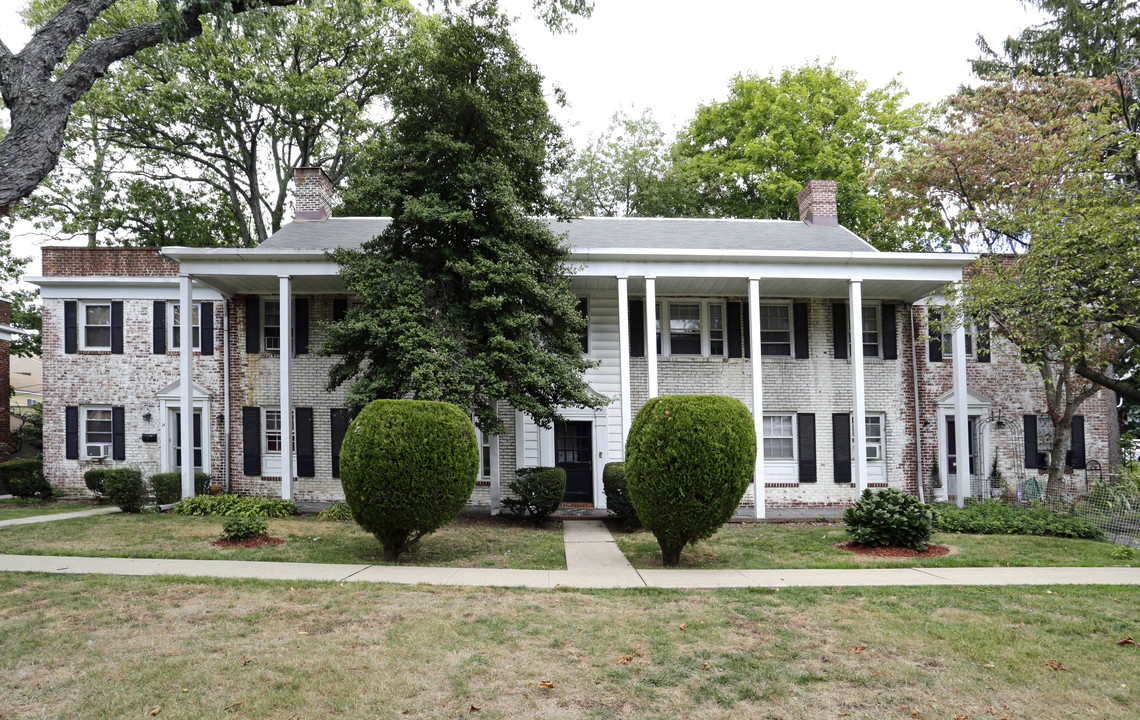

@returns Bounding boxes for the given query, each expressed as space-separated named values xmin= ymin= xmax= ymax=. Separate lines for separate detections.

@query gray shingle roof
xmin=258 ymin=216 xmax=878 ymax=254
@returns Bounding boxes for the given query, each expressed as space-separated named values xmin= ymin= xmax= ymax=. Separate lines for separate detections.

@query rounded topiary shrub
xmin=602 ymin=461 xmax=640 ymax=529
xmin=626 ymin=395 xmax=756 ymax=566
xmin=502 ymin=466 xmax=566 ymax=521
xmin=103 ymin=468 xmax=146 ymax=513
xmin=339 ymin=400 xmax=479 ymax=561
xmin=843 ymin=488 xmax=933 ymax=551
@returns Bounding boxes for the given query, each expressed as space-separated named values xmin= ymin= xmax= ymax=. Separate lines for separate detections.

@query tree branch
xmin=1075 ymin=364 xmax=1140 ymax=403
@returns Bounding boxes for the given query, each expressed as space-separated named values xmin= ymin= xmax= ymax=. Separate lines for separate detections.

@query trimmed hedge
xmin=339 ymin=400 xmax=478 ymax=561
xmin=843 ymin=488 xmax=933 ymax=551
xmin=103 ymin=469 xmax=146 ymax=513
xmin=931 ymin=499 xmax=1104 ymax=540
xmin=149 ymin=472 xmax=212 ymax=505
xmin=84 ymin=468 xmax=112 ymax=497
xmin=1 ymin=459 xmax=51 ymax=499
xmin=171 ymin=494 xmax=298 ymax=519
xmin=626 ymin=395 xmax=756 ymax=566
xmin=602 ymin=461 xmax=640 ymax=529
xmin=502 ymin=467 xmax=566 ymax=521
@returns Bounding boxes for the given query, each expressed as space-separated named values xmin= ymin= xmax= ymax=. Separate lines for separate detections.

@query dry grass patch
xmin=0 ymin=575 xmax=1137 ymax=719
xmin=0 ymin=498 xmax=106 ymax=521
xmin=0 ymin=513 xmax=565 ymax=569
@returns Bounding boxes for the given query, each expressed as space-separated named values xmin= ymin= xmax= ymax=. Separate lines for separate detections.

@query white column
xmin=849 ymin=280 xmax=868 ymax=494
xmin=645 ymin=276 xmax=658 ymax=399
xmin=179 ymin=274 xmax=195 ymax=499
xmin=539 ymin=426 xmax=555 ymax=467
xmin=279 ymin=275 xmax=293 ymax=500
xmin=748 ymin=277 xmax=765 ymax=519
xmin=617 ymin=275 xmax=632 ymax=454
xmin=952 ymin=313 xmax=970 ymax=508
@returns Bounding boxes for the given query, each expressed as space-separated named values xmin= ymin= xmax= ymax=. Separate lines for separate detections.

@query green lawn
xmin=613 ymin=522 xmax=1134 ymax=569
xmin=0 ymin=512 xmax=566 ymax=569
xmin=0 ymin=498 xmax=106 ymax=521
xmin=1 ymin=574 xmax=1136 ymax=719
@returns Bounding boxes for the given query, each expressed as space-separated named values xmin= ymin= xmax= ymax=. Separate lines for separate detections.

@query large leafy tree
xmin=323 ymin=1 xmax=603 ymax=433
xmin=886 ymin=74 xmax=1139 ymax=496
xmin=658 ymin=63 xmax=932 ymax=250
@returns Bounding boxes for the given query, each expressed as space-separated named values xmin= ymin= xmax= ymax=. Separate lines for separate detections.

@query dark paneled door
xmin=555 ymin=420 xmax=593 ymax=504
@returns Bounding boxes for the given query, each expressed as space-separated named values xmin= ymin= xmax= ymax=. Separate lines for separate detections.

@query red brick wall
xmin=42 ymin=247 xmax=178 ymax=278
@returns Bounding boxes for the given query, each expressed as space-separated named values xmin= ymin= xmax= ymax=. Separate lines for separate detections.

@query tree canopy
xmin=323 ymin=1 xmax=603 ymax=433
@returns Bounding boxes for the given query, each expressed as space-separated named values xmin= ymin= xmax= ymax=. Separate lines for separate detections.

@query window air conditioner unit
xmin=86 ymin=444 xmax=110 ymax=459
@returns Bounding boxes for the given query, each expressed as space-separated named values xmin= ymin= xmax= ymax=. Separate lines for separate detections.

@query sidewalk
xmin=0 ymin=506 xmax=120 ymax=528
xmin=2 ymin=519 xmax=1140 ymax=589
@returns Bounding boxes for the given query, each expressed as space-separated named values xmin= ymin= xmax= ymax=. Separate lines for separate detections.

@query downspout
xmin=911 ymin=305 xmax=925 ymax=504
xmin=223 ymin=298 xmax=231 ymax=494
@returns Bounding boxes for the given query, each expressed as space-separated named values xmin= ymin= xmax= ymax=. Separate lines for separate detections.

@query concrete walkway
xmin=2 ymin=518 xmax=1140 ymax=588
xmin=0 ymin=506 xmax=119 ymax=528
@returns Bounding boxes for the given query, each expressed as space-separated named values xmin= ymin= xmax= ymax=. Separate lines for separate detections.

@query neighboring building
xmin=30 ymin=172 xmax=1117 ymax=513
xmin=11 ymin=355 xmax=43 ymax=410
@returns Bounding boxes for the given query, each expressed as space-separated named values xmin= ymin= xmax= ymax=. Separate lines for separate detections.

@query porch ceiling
xmin=191 ymin=273 xmax=347 ymax=297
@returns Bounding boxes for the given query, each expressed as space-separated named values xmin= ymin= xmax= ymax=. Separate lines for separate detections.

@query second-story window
xmin=170 ymin=303 xmax=202 ymax=351
xmin=668 ymin=303 xmax=702 ymax=355
xmin=263 ymin=301 xmax=281 ymax=352
xmin=82 ymin=302 xmax=112 ymax=350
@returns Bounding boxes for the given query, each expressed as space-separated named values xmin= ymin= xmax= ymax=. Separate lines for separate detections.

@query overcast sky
xmin=0 ymin=0 xmax=1047 ymax=273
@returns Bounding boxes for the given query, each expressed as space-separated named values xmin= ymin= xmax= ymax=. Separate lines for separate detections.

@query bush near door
xmin=149 ymin=472 xmax=212 ymax=505
xmin=502 ymin=467 xmax=566 ymax=521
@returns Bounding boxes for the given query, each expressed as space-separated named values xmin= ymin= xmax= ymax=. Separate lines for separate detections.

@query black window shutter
xmin=742 ymin=302 xmax=751 ymax=358
xmin=296 ymin=407 xmax=315 ymax=477
xmin=111 ymin=406 xmax=126 ymax=460
xmin=928 ymin=308 xmax=943 ymax=362
xmin=628 ymin=299 xmax=645 ymax=358
xmin=65 ymin=406 xmax=79 ymax=459
xmin=153 ymin=301 xmax=166 ymax=354
xmin=793 ymin=302 xmax=810 ymax=359
xmin=1069 ymin=416 xmax=1086 ymax=469
xmin=295 ymin=298 xmax=310 ymax=355
xmin=976 ymin=318 xmax=991 ymax=363
xmin=882 ymin=303 xmax=898 ymax=360
xmin=726 ymin=301 xmax=744 ymax=358
xmin=243 ymin=406 xmax=262 ymax=476
xmin=245 ymin=298 xmax=260 ymax=354
xmin=832 ymin=413 xmax=852 ymax=483
xmin=330 ymin=408 xmax=350 ymax=478
xmin=64 ymin=301 xmax=78 ymax=354
xmin=192 ymin=412 xmax=202 ymax=468
xmin=111 ymin=301 xmax=124 ymax=354
xmin=832 ymin=303 xmax=848 ymax=360
xmin=333 ymin=298 xmax=349 ymax=322
xmin=797 ymin=413 xmax=817 ymax=483
xmin=1023 ymin=415 xmax=1038 ymax=469
xmin=201 ymin=301 xmax=215 ymax=356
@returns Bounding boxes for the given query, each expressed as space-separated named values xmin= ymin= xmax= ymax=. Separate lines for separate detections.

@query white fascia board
xmin=172 ymin=258 xmax=342 ymax=278
xmin=576 ymin=258 xmax=968 ymax=284
xmin=27 ymin=276 xmax=224 ymax=301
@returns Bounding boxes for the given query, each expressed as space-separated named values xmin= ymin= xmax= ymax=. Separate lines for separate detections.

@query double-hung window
xmin=263 ymin=301 xmax=281 ymax=352
xmin=762 ymin=414 xmax=795 ymax=460
xmin=864 ymin=415 xmax=884 ymax=460
xmin=943 ymin=320 xmax=976 ymax=358
xmin=263 ymin=409 xmax=296 ymax=454
xmin=82 ymin=303 xmax=112 ymax=350
xmin=481 ymin=431 xmax=492 ymax=478
xmin=655 ymin=300 xmax=728 ymax=357
xmin=669 ymin=303 xmax=702 ymax=355
xmin=760 ymin=305 xmax=792 ymax=357
xmin=169 ymin=303 xmax=202 ymax=351
xmin=861 ymin=306 xmax=880 ymax=357
xmin=83 ymin=406 xmax=113 ymax=458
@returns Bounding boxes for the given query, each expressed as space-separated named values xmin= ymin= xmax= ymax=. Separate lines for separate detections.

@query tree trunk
xmin=1045 ymin=413 xmax=1073 ymax=503
xmin=659 ymin=538 xmax=683 ymax=567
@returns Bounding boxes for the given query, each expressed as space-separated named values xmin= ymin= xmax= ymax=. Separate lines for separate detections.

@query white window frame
xmin=262 ymin=408 xmax=297 ymax=455
xmin=478 ymin=428 xmax=493 ymax=479
xmin=656 ymin=299 xmax=729 ymax=358
xmin=759 ymin=303 xmax=793 ymax=357
xmin=863 ymin=414 xmax=885 ymax=461
xmin=171 ymin=409 xmax=204 ymax=471
xmin=80 ymin=301 xmax=113 ymax=351
xmin=82 ymin=405 xmax=113 ymax=458
xmin=846 ymin=303 xmax=882 ymax=358
xmin=943 ymin=319 xmax=978 ymax=359
xmin=263 ymin=300 xmax=281 ymax=353
xmin=168 ymin=302 xmax=202 ymax=352
xmin=762 ymin=413 xmax=796 ymax=461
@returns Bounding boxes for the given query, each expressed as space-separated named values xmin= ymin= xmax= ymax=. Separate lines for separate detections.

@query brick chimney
xmin=797 ymin=180 xmax=838 ymax=226
xmin=294 ymin=166 xmax=334 ymax=221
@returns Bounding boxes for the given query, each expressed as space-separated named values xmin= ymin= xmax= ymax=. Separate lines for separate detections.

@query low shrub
xmin=930 ymin=499 xmax=1104 ymax=540
xmin=602 ymin=461 xmax=639 ymax=529
xmin=171 ymin=494 xmax=298 ymax=519
xmin=843 ymin=488 xmax=933 ymax=551
xmin=339 ymin=400 xmax=478 ymax=561
xmin=83 ymin=468 xmax=112 ymax=497
xmin=317 ymin=502 xmax=354 ymax=522
xmin=503 ymin=467 xmax=566 ymax=521
xmin=626 ymin=395 xmax=756 ymax=566
xmin=103 ymin=468 xmax=146 ymax=513
xmin=149 ymin=472 xmax=213 ymax=505
xmin=1 ymin=459 xmax=52 ymax=500
xmin=220 ymin=517 xmax=269 ymax=541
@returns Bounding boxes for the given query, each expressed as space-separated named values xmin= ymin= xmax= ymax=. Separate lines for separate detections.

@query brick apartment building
xmin=30 ymin=172 xmax=1118 ymax=515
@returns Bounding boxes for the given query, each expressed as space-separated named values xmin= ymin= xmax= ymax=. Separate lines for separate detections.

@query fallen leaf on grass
xmin=954 ymin=715 xmax=971 ymax=720
xmin=1048 ymin=660 xmax=1066 ymax=671
xmin=348 ymin=666 xmax=368 ymax=671
xmin=469 ymin=705 xmax=480 ymax=713
xmin=148 ymin=708 xmax=161 ymax=717
xmin=845 ymin=645 xmax=867 ymax=654
xmin=1117 ymin=637 xmax=1138 ymax=646
xmin=702 ymin=663 xmax=710 ymax=670
xmin=980 ymin=662 xmax=995 ymax=668
xmin=1010 ymin=623 xmax=1024 ymax=629
xmin=616 ymin=649 xmax=643 ymax=664
xmin=223 ymin=702 xmax=242 ymax=711
xmin=538 ymin=680 xmax=554 ymax=690
xmin=679 ymin=623 xmax=686 ymax=631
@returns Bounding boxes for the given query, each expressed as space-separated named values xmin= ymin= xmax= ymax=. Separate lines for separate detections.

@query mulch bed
xmin=211 ymin=536 xmax=287 ymax=548
xmin=835 ymin=541 xmax=950 ymax=558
